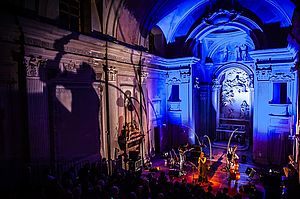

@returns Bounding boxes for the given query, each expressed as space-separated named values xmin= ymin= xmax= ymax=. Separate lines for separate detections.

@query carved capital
xmin=90 ymin=58 xmax=101 ymax=67
xmin=96 ymin=72 xmax=102 ymax=81
xmin=166 ymin=71 xmax=181 ymax=84
xmin=212 ymin=78 xmax=221 ymax=89
xmin=141 ymin=71 xmax=149 ymax=83
xmin=108 ymin=66 xmax=118 ymax=81
xmin=256 ymin=69 xmax=272 ymax=81
xmin=24 ymin=55 xmax=47 ymax=77
xmin=61 ymin=60 xmax=79 ymax=73
xmin=180 ymin=69 xmax=191 ymax=83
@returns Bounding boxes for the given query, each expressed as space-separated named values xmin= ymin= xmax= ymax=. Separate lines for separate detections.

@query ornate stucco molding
xmin=180 ymin=69 xmax=191 ymax=83
xmin=61 ymin=60 xmax=79 ymax=73
xmin=166 ymin=71 xmax=181 ymax=84
xmin=166 ymin=76 xmax=181 ymax=84
xmin=248 ymin=74 xmax=254 ymax=88
xmin=212 ymin=78 xmax=221 ymax=89
xmin=255 ymin=64 xmax=272 ymax=81
xmin=269 ymin=72 xmax=295 ymax=81
xmin=256 ymin=69 xmax=272 ymax=81
xmin=24 ymin=55 xmax=47 ymax=77
xmin=168 ymin=101 xmax=181 ymax=111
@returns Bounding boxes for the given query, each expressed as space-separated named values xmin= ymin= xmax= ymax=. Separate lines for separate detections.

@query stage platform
xmin=142 ymin=147 xmax=284 ymax=199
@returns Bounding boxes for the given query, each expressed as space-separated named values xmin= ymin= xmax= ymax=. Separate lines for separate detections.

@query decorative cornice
xmin=249 ymin=47 xmax=296 ymax=62
xmin=150 ymin=57 xmax=200 ymax=69
xmin=24 ymin=55 xmax=47 ymax=77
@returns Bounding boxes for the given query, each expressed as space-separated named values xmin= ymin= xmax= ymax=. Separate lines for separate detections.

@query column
xmin=107 ymin=66 xmax=118 ymax=160
xmin=141 ymin=70 xmax=149 ymax=159
xmin=212 ymin=79 xmax=221 ymax=138
xmin=24 ymin=55 xmax=51 ymax=163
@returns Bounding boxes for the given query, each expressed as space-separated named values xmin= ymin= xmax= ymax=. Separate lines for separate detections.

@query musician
xmin=226 ymin=145 xmax=239 ymax=171
xmin=283 ymin=154 xmax=299 ymax=198
xmin=226 ymin=145 xmax=240 ymax=182
xmin=198 ymin=151 xmax=208 ymax=183
xmin=228 ymin=159 xmax=240 ymax=182
xmin=178 ymin=143 xmax=191 ymax=172
xmin=288 ymin=155 xmax=298 ymax=172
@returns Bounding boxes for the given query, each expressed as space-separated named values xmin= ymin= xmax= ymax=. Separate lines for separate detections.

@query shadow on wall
xmin=38 ymin=32 xmax=101 ymax=163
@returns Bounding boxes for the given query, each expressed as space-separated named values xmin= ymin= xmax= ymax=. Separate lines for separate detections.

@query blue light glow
xmin=156 ymin=0 xmax=295 ymax=43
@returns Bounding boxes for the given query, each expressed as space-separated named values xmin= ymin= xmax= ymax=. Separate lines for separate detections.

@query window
xmin=59 ymin=0 xmax=81 ymax=31
xmin=168 ymin=85 xmax=180 ymax=102
xmin=272 ymin=82 xmax=288 ymax=104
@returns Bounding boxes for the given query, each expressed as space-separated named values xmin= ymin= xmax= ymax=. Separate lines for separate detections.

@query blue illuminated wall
xmin=151 ymin=0 xmax=298 ymax=165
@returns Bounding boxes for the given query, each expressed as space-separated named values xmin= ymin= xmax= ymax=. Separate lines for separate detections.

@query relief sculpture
xmin=220 ymin=68 xmax=250 ymax=119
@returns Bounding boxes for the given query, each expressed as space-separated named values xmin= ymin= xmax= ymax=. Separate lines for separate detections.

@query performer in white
xmin=226 ymin=145 xmax=239 ymax=171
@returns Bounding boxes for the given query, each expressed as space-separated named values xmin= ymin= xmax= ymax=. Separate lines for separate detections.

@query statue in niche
xmin=240 ymin=100 xmax=249 ymax=119
xmin=247 ymin=75 xmax=254 ymax=88
xmin=240 ymin=44 xmax=248 ymax=61
xmin=235 ymin=45 xmax=241 ymax=61
xmin=222 ymin=46 xmax=229 ymax=62
xmin=194 ymin=77 xmax=200 ymax=89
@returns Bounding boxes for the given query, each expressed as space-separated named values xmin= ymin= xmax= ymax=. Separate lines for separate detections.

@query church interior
xmin=0 ymin=0 xmax=300 ymax=198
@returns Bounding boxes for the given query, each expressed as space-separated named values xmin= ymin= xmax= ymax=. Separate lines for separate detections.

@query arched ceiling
xmin=146 ymin=0 xmax=296 ymax=43
xmin=122 ymin=0 xmax=296 ymax=55
xmin=125 ymin=0 xmax=295 ymax=42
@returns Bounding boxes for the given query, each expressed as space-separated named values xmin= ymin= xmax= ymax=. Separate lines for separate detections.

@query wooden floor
xmin=143 ymin=147 xmax=283 ymax=199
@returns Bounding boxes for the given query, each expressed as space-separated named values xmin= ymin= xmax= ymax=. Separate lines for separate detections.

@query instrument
xmin=169 ymin=151 xmax=175 ymax=168
xmin=229 ymin=160 xmax=240 ymax=180
xmin=172 ymin=148 xmax=179 ymax=162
